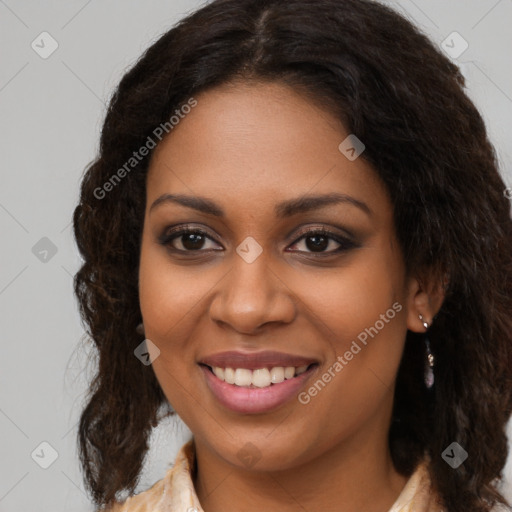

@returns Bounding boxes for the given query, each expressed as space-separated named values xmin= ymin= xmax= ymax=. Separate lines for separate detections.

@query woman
xmin=72 ymin=0 xmax=512 ymax=511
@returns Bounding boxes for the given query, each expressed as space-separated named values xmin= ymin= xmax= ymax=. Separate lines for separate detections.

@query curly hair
xmin=72 ymin=0 xmax=512 ymax=510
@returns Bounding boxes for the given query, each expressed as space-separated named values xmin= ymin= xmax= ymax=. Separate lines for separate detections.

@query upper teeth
xmin=212 ymin=366 xmax=309 ymax=388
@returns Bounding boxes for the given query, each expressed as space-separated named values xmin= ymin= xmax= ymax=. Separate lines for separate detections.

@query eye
xmin=158 ymin=225 xmax=357 ymax=255
xmin=159 ymin=227 xmax=222 ymax=252
xmin=287 ymin=228 xmax=356 ymax=254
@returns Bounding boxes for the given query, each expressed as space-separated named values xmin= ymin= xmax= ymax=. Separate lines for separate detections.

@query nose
xmin=209 ymin=250 xmax=296 ymax=334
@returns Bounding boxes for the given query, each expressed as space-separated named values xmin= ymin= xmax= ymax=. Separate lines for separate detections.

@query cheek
xmin=138 ymin=239 xmax=210 ymax=342
xmin=290 ymin=243 xmax=407 ymax=429
xmin=138 ymin=241 xmax=208 ymax=403
xmin=288 ymin=242 xmax=405 ymax=350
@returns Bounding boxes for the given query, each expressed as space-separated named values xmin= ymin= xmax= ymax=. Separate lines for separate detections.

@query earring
xmin=419 ymin=314 xmax=434 ymax=389
xmin=136 ymin=322 xmax=144 ymax=335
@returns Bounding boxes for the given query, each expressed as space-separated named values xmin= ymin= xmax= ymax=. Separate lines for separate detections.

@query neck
xmin=193 ymin=415 xmax=409 ymax=512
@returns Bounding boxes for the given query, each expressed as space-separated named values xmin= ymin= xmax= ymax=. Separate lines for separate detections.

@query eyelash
xmin=158 ymin=225 xmax=357 ymax=256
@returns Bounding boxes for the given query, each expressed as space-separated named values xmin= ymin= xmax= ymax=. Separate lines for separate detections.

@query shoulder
xmin=103 ymin=477 xmax=166 ymax=512
xmin=391 ymin=459 xmax=512 ymax=512
xmin=490 ymin=503 xmax=512 ymax=512
xmin=101 ymin=438 xmax=198 ymax=512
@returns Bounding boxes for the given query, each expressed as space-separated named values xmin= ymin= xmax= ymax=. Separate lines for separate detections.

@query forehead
xmin=146 ymin=81 xmax=389 ymax=220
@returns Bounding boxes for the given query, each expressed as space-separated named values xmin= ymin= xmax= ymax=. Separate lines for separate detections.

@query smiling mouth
xmin=200 ymin=363 xmax=318 ymax=388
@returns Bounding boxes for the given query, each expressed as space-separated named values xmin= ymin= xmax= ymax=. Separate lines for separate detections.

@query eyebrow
xmin=149 ymin=192 xmax=372 ymax=218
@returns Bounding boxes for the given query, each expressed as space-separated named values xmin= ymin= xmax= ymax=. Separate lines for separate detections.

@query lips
xmin=198 ymin=350 xmax=319 ymax=414
xmin=199 ymin=350 xmax=318 ymax=370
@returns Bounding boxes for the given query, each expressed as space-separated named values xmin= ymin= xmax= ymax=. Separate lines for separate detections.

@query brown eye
xmin=180 ymin=232 xmax=207 ymax=250
xmin=303 ymin=233 xmax=331 ymax=252
xmin=288 ymin=229 xmax=357 ymax=254
xmin=159 ymin=228 xmax=222 ymax=252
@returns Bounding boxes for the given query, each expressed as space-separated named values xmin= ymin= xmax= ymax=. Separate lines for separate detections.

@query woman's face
xmin=139 ymin=81 xmax=422 ymax=471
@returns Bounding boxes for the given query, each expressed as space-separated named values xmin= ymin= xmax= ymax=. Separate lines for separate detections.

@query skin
xmin=138 ymin=81 xmax=444 ymax=512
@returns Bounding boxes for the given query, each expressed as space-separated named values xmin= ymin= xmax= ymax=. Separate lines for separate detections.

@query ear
xmin=405 ymin=270 xmax=447 ymax=332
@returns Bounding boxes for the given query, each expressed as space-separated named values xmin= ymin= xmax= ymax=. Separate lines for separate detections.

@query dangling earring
xmin=136 ymin=322 xmax=144 ymax=335
xmin=419 ymin=314 xmax=434 ymax=389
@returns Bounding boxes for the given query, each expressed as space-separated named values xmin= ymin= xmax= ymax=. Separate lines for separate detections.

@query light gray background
xmin=1 ymin=1 xmax=511 ymax=511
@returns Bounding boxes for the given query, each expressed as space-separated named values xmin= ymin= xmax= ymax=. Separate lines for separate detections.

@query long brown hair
xmin=72 ymin=1 xmax=512 ymax=510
